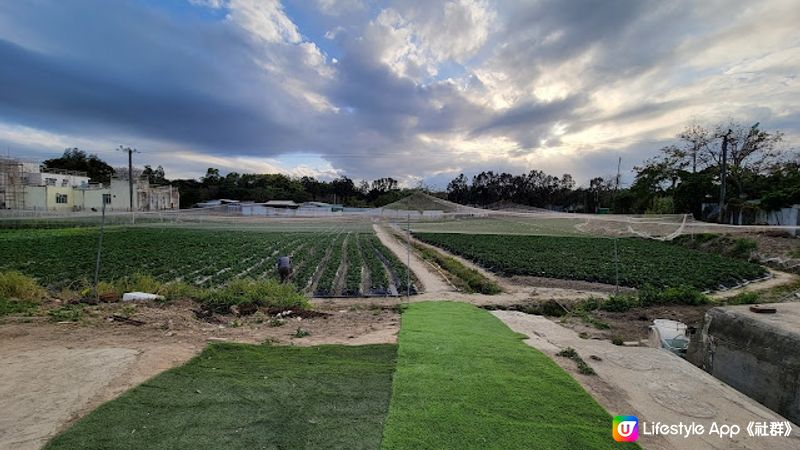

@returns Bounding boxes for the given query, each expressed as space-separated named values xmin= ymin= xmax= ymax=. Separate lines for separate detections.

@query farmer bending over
xmin=277 ymin=256 xmax=292 ymax=283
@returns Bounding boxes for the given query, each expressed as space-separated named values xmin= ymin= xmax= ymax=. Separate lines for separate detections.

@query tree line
xmin=41 ymin=119 xmax=798 ymax=218
xmin=445 ymin=120 xmax=797 ymax=221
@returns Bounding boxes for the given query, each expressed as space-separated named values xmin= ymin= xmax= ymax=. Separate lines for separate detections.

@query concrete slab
xmin=687 ymin=302 xmax=800 ymax=427
xmin=493 ymin=310 xmax=800 ymax=450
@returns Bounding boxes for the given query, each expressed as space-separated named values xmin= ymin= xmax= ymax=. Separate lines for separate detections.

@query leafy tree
xmin=43 ymin=148 xmax=115 ymax=184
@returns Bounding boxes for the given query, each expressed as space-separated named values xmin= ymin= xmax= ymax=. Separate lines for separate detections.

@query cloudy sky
xmin=0 ymin=0 xmax=797 ymax=187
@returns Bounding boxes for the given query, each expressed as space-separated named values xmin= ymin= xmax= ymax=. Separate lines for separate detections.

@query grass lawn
xmin=381 ymin=302 xmax=633 ymax=449
xmin=46 ymin=343 xmax=397 ymax=450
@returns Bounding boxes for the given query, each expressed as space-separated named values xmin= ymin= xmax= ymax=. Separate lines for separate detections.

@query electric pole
xmin=718 ymin=130 xmax=732 ymax=224
xmin=117 ymin=146 xmax=139 ymax=218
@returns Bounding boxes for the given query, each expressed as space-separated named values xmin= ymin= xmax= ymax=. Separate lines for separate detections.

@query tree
xmin=202 ymin=168 xmax=221 ymax=185
xmin=446 ymin=174 xmax=469 ymax=204
xmin=43 ymin=148 xmax=115 ymax=184
xmin=142 ymin=165 xmax=167 ymax=185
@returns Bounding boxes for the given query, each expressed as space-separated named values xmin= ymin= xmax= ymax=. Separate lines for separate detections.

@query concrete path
xmin=493 ymin=310 xmax=800 ymax=450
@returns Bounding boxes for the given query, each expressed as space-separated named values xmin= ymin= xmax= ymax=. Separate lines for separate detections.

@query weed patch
xmin=0 ymin=297 xmax=38 ymax=317
xmin=48 ymin=304 xmax=85 ymax=322
xmin=200 ymin=278 xmax=309 ymax=314
xmin=724 ymin=291 xmax=760 ymax=305
xmin=411 ymin=241 xmax=501 ymax=294
xmin=557 ymin=347 xmax=597 ymax=376
xmin=0 ymin=271 xmax=46 ymax=301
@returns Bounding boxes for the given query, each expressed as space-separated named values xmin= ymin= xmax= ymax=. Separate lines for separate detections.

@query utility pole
xmin=613 ymin=156 xmax=621 ymax=294
xmin=718 ymin=130 xmax=732 ymax=224
xmin=92 ymin=201 xmax=106 ymax=302
xmin=118 ymin=146 xmax=139 ymax=223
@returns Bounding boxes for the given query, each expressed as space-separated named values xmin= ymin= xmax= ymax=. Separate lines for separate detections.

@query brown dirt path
xmin=373 ymin=223 xmax=452 ymax=294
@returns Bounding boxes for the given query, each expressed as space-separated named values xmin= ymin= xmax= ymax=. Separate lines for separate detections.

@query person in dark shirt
xmin=277 ymin=256 xmax=292 ymax=283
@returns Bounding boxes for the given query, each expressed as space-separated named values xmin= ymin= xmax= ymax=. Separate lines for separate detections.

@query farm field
xmin=410 ymin=216 xmax=588 ymax=236
xmin=415 ymin=232 xmax=768 ymax=290
xmin=45 ymin=343 xmax=398 ymax=450
xmin=0 ymin=227 xmax=417 ymax=297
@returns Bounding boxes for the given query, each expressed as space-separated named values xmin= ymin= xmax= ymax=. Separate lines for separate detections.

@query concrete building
xmin=0 ymin=156 xmax=178 ymax=212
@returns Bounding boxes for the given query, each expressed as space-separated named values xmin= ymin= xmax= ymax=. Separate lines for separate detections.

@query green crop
xmin=415 ymin=233 xmax=767 ymax=290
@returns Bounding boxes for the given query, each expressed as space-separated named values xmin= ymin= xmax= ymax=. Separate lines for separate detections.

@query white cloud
xmin=225 ymin=0 xmax=302 ymax=44
xmin=361 ymin=1 xmax=496 ymax=81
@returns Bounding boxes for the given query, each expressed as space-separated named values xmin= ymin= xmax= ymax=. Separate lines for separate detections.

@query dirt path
xmin=372 ymin=223 xmax=615 ymax=305
xmin=711 ymin=269 xmax=798 ymax=300
xmin=373 ymin=223 xmax=451 ymax=294
xmin=493 ymin=311 xmax=800 ymax=450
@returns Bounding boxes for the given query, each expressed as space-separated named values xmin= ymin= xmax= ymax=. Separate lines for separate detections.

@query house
xmin=0 ymin=156 xmax=179 ymax=212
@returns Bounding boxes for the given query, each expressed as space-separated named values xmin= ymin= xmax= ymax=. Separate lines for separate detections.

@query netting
xmin=1 ymin=192 xmax=798 ymax=239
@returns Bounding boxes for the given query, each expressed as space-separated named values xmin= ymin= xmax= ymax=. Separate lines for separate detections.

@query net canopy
xmin=0 ymin=192 xmax=797 ymax=240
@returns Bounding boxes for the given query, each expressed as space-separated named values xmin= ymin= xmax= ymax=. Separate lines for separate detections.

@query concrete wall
xmin=22 ymin=186 xmax=47 ymax=210
xmin=687 ymin=304 xmax=800 ymax=425
xmin=73 ymin=188 xmax=107 ymax=211
xmin=45 ymin=186 xmax=74 ymax=211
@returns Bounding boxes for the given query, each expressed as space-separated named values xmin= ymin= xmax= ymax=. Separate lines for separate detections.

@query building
xmin=0 ymin=156 xmax=179 ymax=212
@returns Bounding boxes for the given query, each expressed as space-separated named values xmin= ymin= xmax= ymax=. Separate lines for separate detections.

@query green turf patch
xmin=381 ymin=302 xmax=634 ymax=449
xmin=46 ymin=343 xmax=397 ymax=450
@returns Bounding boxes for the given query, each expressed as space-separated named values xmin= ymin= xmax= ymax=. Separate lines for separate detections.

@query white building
xmin=0 ymin=157 xmax=179 ymax=212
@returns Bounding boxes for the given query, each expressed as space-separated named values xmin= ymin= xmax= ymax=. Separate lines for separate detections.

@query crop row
xmin=0 ymin=227 xmax=417 ymax=297
xmin=414 ymin=233 xmax=767 ymax=290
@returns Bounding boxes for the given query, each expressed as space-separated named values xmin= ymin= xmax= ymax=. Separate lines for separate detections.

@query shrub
xmin=639 ymin=285 xmax=708 ymax=306
xmin=725 ymin=291 xmax=760 ymax=305
xmin=201 ymin=278 xmax=309 ymax=314
xmin=113 ymin=274 xmax=162 ymax=295
xmin=293 ymin=327 xmax=310 ymax=338
xmin=0 ymin=297 xmax=39 ymax=317
xmin=731 ymin=238 xmax=758 ymax=259
xmin=601 ymin=294 xmax=639 ymax=312
xmin=0 ymin=271 xmax=46 ymax=301
xmin=158 ymin=281 xmax=202 ymax=302
xmin=48 ymin=304 xmax=85 ymax=322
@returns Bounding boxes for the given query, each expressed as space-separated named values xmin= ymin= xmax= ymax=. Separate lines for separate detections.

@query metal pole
xmin=93 ymin=201 xmax=106 ymax=302
xmin=613 ymin=236 xmax=620 ymax=295
xmin=719 ymin=130 xmax=731 ymax=224
xmin=128 ymin=148 xmax=133 ymax=212
xmin=406 ymin=211 xmax=411 ymax=301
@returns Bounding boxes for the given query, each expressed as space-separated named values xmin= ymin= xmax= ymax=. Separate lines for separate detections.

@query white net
xmin=0 ymin=191 xmax=797 ymax=240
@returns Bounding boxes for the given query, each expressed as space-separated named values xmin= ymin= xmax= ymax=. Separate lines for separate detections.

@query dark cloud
xmin=0 ymin=0 xmax=796 ymax=185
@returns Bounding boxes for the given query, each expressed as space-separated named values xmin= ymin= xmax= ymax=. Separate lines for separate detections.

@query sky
xmin=0 ymin=0 xmax=798 ymax=188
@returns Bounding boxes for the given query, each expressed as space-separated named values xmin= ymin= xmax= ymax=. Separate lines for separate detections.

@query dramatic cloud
xmin=0 ymin=0 xmax=797 ymax=186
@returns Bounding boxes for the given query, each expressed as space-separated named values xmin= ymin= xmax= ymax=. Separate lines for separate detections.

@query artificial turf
xmin=45 ymin=343 xmax=397 ymax=450
xmin=380 ymin=302 xmax=634 ymax=449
